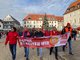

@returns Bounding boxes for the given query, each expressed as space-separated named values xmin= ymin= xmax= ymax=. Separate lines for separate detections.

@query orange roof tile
xmin=69 ymin=0 xmax=80 ymax=8
xmin=64 ymin=0 xmax=80 ymax=14
xmin=24 ymin=14 xmax=63 ymax=21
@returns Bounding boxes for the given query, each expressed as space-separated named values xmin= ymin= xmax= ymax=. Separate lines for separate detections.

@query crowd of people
xmin=5 ymin=23 xmax=78 ymax=60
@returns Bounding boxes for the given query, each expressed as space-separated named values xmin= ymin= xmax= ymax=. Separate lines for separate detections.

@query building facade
xmin=23 ymin=14 xmax=63 ymax=30
xmin=0 ymin=19 xmax=3 ymax=31
xmin=64 ymin=0 xmax=80 ymax=28
xmin=3 ymin=15 xmax=20 ymax=31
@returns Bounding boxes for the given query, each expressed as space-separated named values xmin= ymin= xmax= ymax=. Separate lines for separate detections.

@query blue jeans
xmin=63 ymin=37 xmax=72 ymax=53
xmin=37 ymin=48 xmax=42 ymax=57
xmin=73 ymin=35 xmax=76 ymax=40
xmin=24 ymin=47 xmax=29 ymax=58
xmin=9 ymin=44 xmax=16 ymax=60
xmin=68 ymin=37 xmax=72 ymax=53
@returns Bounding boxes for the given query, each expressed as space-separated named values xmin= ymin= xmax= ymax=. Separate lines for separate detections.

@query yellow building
xmin=64 ymin=0 xmax=80 ymax=28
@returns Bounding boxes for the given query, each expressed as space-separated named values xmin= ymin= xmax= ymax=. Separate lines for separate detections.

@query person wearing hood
xmin=62 ymin=23 xmax=73 ymax=55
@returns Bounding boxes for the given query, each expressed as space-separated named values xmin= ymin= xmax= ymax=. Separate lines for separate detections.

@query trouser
xmin=24 ymin=47 xmax=29 ymax=58
xmin=73 ymin=35 xmax=76 ymax=40
xmin=37 ymin=48 xmax=42 ymax=57
xmin=50 ymin=47 xmax=58 ymax=60
xmin=0 ymin=36 xmax=1 ymax=39
xmin=63 ymin=37 xmax=72 ymax=53
xmin=9 ymin=44 xmax=16 ymax=60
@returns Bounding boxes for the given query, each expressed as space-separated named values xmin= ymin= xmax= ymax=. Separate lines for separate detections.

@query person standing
xmin=34 ymin=28 xmax=44 ymax=60
xmin=5 ymin=27 xmax=20 ymax=60
xmin=72 ymin=28 xmax=77 ymax=40
xmin=0 ymin=32 xmax=1 ymax=39
xmin=62 ymin=23 xmax=73 ymax=55
xmin=49 ymin=27 xmax=59 ymax=60
xmin=22 ymin=28 xmax=31 ymax=60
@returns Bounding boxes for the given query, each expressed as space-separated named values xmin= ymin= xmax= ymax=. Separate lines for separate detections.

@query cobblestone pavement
xmin=0 ymin=37 xmax=80 ymax=60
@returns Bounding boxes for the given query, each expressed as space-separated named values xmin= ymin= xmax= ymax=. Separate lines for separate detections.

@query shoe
xmin=26 ymin=58 xmax=29 ymax=60
xmin=56 ymin=58 xmax=58 ymax=60
xmin=63 ymin=49 xmax=65 ymax=52
xmin=62 ymin=47 xmax=65 ymax=52
xmin=37 ymin=53 xmax=39 ymax=56
xmin=49 ymin=52 xmax=52 ymax=55
xmin=24 ymin=55 xmax=26 ymax=57
xmin=69 ymin=53 xmax=74 ymax=55
xmin=40 ymin=57 xmax=43 ymax=60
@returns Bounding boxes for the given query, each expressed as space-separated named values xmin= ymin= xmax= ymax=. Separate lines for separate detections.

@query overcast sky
xmin=0 ymin=0 xmax=75 ymax=25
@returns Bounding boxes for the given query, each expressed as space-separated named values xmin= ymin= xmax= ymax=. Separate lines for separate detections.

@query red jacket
xmin=5 ymin=31 xmax=19 ymax=45
xmin=44 ymin=30 xmax=50 ymax=36
xmin=50 ymin=30 xmax=59 ymax=36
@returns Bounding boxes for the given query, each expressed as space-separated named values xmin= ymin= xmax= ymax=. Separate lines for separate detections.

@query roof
xmin=10 ymin=15 xmax=20 ymax=25
xmin=4 ymin=15 xmax=20 ymax=25
xmin=24 ymin=14 xmax=63 ymax=21
xmin=69 ymin=0 xmax=80 ymax=8
xmin=0 ymin=19 xmax=3 ymax=23
xmin=64 ymin=0 xmax=80 ymax=14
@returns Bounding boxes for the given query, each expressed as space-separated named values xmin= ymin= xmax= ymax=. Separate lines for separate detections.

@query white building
xmin=64 ymin=0 xmax=80 ymax=28
xmin=3 ymin=15 xmax=20 ymax=31
xmin=0 ymin=19 xmax=3 ymax=31
xmin=23 ymin=14 xmax=63 ymax=30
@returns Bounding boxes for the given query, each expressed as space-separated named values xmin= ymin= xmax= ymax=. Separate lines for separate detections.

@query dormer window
xmin=70 ymin=6 xmax=75 ymax=11
xmin=77 ymin=3 xmax=80 ymax=8
xmin=28 ymin=17 xmax=31 ymax=19
xmin=39 ymin=18 xmax=42 ymax=20
xmin=67 ymin=8 xmax=70 ymax=12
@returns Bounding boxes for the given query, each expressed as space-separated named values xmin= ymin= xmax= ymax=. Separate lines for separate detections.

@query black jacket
xmin=34 ymin=31 xmax=44 ymax=37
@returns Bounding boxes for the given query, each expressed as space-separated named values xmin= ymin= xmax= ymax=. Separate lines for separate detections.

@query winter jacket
xmin=34 ymin=31 xmax=44 ymax=37
xmin=44 ymin=30 xmax=50 ymax=36
xmin=50 ymin=30 xmax=59 ymax=36
xmin=5 ymin=31 xmax=19 ymax=45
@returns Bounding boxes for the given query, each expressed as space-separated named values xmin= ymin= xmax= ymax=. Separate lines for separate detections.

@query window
xmin=70 ymin=14 xmax=71 ymax=17
xmin=28 ymin=17 xmax=31 ymax=19
xmin=27 ymin=25 xmax=29 ymax=27
xmin=8 ymin=26 xmax=10 ymax=28
xmin=34 ymin=25 xmax=35 ymax=28
xmin=70 ymin=6 xmax=75 ymax=11
xmin=67 ymin=8 xmax=70 ymax=12
xmin=77 ymin=3 xmax=80 ymax=8
xmin=40 ymin=21 xmax=41 ymax=23
xmin=27 ymin=21 xmax=29 ymax=23
xmin=79 ymin=18 xmax=80 ymax=23
xmin=37 ymin=21 xmax=39 ymax=23
xmin=75 ymin=6 xmax=78 ymax=9
xmin=24 ymin=21 xmax=26 ymax=24
xmin=40 ymin=25 xmax=42 ymax=27
xmin=74 ymin=19 xmax=76 ymax=23
xmin=50 ymin=25 xmax=51 ymax=27
xmin=55 ymin=21 xmax=56 ymax=23
xmin=39 ymin=18 xmax=42 ymax=20
xmin=34 ymin=21 xmax=35 ymax=24
xmin=0 ymin=25 xmax=1 ymax=27
xmin=49 ymin=21 xmax=51 ymax=23
xmin=30 ymin=25 xmax=32 ymax=27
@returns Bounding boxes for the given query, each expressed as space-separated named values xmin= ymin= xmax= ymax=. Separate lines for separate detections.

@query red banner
xmin=19 ymin=33 xmax=70 ymax=48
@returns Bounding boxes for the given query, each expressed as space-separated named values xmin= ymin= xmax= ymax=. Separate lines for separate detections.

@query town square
xmin=0 ymin=0 xmax=80 ymax=60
